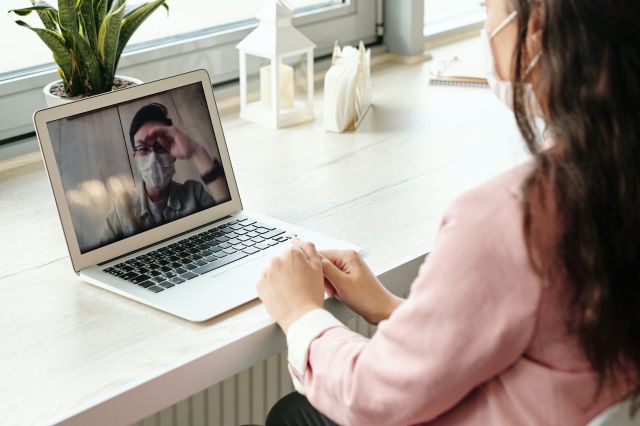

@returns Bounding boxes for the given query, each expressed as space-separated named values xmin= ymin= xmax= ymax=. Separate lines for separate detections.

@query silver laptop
xmin=33 ymin=69 xmax=357 ymax=322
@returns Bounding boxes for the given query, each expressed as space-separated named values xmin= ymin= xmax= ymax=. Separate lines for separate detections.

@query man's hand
xmin=145 ymin=124 xmax=216 ymax=176
xmin=146 ymin=124 xmax=198 ymax=160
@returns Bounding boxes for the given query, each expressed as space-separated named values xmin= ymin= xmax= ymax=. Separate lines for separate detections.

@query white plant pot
xmin=43 ymin=75 xmax=143 ymax=108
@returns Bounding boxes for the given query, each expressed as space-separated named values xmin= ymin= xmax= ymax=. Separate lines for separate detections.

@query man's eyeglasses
xmin=133 ymin=142 xmax=168 ymax=156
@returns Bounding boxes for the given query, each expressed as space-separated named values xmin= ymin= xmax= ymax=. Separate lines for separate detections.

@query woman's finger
xmin=319 ymin=250 xmax=352 ymax=271
xmin=292 ymin=237 xmax=320 ymax=261
xmin=321 ymin=256 xmax=345 ymax=285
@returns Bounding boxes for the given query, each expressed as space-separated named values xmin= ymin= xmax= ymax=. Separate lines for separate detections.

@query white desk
xmin=0 ymin=41 xmax=528 ymax=425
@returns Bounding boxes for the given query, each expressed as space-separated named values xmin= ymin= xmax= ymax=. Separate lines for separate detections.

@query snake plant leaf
xmin=57 ymin=0 xmax=78 ymax=35
xmin=37 ymin=9 xmax=59 ymax=31
xmin=9 ymin=1 xmax=58 ymax=31
xmin=79 ymin=0 xmax=97 ymax=50
xmin=94 ymin=0 xmax=107 ymax=31
xmin=115 ymin=0 xmax=168 ymax=70
xmin=14 ymin=20 xmax=73 ymax=88
xmin=98 ymin=1 xmax=125 ymax=90
xmin=72 ymin=31 xmax=103 ymax=93
xmin=9 ymin=1 xmax=54 ymax=16
xmin=108 ymin=0 xmax=124 ymax=13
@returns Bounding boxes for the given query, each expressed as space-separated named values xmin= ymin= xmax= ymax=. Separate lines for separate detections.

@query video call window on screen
xmin=47 ymin=83 xmax=232 ymax=254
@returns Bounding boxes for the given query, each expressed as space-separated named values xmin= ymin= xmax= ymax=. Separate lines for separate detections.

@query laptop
xmin=33 ymin=69 xmax=357 ymax=322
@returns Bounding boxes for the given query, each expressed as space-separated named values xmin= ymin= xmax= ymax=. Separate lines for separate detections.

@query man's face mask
xmin=135 ymin=151 xmax=175 ymax=189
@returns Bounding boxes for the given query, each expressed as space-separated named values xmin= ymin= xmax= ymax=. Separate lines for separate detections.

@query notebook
xmin=428 ymin=55 xmax=489 ymax=88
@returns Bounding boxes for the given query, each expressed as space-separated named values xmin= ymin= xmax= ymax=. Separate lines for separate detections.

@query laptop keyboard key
xmin=242 ymin=247 xmax=260 ymax=255
xmin=256 ymin=222 xmax=276 ymax=230
xmin=159 ymin=282 xmax=174 ymax=289
xmin=138 ymin=281 xmax=154 ymax=288
xmin=180 ymin=272 xmax=198 ymax=280
xmin=254 ymin=242 xmax=270 ymax=250
xmin=148 ymin=285 xmax=164 ymax=293
xmin=130 ymin=274 xmax=150 ymax=284
xmin=262 ymin=229 xmax=286 ymax=239
xmin=223 ymin=248 xmax=237 ymax=255
xmin=194 ymin=251 xmax=248 ymax=275
xmin=170 ymin=277 xmax=185 ymax=285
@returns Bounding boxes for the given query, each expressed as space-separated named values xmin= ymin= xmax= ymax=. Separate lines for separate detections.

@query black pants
xmin=265 ymin=392 xmax=339 ymax=426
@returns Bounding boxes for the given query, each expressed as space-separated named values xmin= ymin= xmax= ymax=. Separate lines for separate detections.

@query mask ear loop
xmin=523 ymin=51 xmax=543 ymax=78
xmin=489 ymin=10 xmax=518 ymax=39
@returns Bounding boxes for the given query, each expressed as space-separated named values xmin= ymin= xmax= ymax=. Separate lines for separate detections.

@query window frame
xmin=0 ymin=0 xmax=378 ymax=141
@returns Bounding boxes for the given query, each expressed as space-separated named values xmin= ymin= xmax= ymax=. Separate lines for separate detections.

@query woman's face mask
xmin=135 ymin=152 xmax=175 ymax=190
xmin=480 ymin=10 xmax=543 ymax=116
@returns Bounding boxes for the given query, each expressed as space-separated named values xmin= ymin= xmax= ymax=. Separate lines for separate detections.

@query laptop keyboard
xmin=103 ymin=217 xmax=295 ymax=293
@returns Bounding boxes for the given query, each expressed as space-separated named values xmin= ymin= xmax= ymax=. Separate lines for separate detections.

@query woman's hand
xmin=257 ymin=240 xmax=325 ymax=333
xmin=321 ymin=249 xmax=404 ymax=325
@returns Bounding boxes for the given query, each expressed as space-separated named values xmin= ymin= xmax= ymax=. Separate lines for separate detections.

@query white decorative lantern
xmin=236 ymin=0 xmax=316 ymax=129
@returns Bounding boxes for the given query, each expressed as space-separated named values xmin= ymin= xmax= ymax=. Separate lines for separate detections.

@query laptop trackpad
xmin=215 ymin=254 xmax=272 ymax=285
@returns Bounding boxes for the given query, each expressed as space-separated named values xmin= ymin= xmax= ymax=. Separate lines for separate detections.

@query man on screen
xmin=100 ymin=103 xmax=231 ymax=244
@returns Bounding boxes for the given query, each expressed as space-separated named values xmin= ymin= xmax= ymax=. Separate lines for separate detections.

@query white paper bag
xmin=324 ymin=41 xmax=372 ymax=133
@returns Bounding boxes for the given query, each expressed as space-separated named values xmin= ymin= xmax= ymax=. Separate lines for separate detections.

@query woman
xmin=256 ymin=0 xmax=640 ymax=424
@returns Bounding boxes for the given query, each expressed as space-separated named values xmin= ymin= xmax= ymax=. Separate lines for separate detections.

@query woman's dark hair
xmin=129 ymin=103 xmax=172 ymax=148
xmin=510 ymin=0 xmax=640 ymax=406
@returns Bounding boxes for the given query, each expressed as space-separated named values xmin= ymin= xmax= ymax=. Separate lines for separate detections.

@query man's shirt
xmin=100 ymin=180 xmax=215 ymax=245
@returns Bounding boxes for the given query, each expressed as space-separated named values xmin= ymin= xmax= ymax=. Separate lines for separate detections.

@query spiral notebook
xmin=429 ymin=55 xmax=488 ymax=88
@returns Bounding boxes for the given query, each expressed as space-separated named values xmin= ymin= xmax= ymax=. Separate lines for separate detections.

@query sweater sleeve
xmin=296 ymin=186 xmax=542 ymax=425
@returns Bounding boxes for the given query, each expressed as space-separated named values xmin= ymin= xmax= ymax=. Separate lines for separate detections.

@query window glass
xmin=424 ymin=0 xmax=485 ymax=35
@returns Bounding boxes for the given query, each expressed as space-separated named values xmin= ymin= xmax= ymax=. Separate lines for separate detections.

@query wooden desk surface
xmin=0 ymin=44 xmax=528 ymax=425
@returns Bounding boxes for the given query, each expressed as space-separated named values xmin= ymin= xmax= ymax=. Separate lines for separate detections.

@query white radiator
xmin=135 ymin=316 xmax=376 ymax=426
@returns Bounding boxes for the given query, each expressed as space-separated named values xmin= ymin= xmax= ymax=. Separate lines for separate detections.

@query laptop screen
xmin=47 ymin=82 xmax=232 ymax=254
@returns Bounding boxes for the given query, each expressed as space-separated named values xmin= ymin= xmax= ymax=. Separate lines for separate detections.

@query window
xmin=1 ymin=0 xmax=343 ymax=80
xmin=424 ymin=0 xmax=486 ymax=37
xmin=0 ymin=0 xmax=377 ymax=141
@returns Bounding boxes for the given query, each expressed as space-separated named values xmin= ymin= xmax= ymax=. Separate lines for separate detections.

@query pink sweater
xmin=286 ymin=163 xmax=630 ymax=425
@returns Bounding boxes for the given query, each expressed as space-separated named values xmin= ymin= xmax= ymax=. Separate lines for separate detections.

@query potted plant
xmin=9 ymin=0 xmax=168 ymax=106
